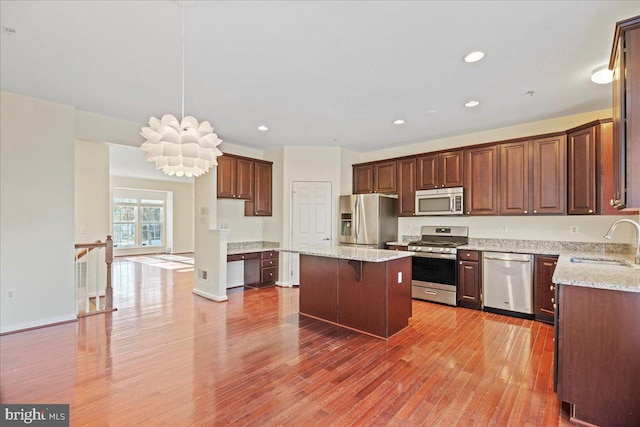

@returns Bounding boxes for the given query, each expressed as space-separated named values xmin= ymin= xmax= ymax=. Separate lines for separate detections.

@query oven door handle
xmin=411 ymin=253 xmax=457 ymax=260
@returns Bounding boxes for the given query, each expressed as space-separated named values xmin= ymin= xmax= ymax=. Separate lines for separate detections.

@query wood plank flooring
xmin=0 ymin=256 xmax=574 ymax=426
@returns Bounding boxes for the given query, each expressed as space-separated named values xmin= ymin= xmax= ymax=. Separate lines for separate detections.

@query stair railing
xmin=74 ymin=235 xmax=115 ymax=316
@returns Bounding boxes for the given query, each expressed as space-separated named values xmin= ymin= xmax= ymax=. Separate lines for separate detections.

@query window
xmin=113 ymin=196 xmax=164 ymax=248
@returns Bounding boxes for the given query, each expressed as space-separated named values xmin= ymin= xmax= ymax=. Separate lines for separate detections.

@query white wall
xmin=75 ymin=140 xmax=110 ymax=243
xmin=111 ymin=176 xmax=194 ymax=254
xmin=1 ymin=91 xmax=76 ymax=333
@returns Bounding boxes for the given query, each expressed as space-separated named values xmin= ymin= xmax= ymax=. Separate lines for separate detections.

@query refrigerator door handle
xmin=354 ymin=197 xmax=359 ymax=242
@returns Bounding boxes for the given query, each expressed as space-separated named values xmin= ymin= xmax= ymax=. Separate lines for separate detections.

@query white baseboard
xmin=0 ymin=313 xmax=77 ymax=335
xmin=192 ymin=288 xmax=228 ymax=302
xmin=276 ymin=281 xmax=299 ymax=288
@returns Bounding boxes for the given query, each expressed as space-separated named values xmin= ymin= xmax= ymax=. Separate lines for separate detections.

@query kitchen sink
xmin=569 ymin=256 xmax=632 ymax=267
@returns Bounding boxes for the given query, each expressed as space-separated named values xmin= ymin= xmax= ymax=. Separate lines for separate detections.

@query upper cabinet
xmin=531 ymin=135 xmax=566 ymax=215
xmin=217 ymin=155 xmax=254 ymax=200
xmin=352 ymin=161 xmax=397 ymax=194
xmin=417 ymin=151 xmax=463 ymax=190
xmin=499 ymin=140 xmax=531 ymax=215
xmin=245 ymin=160 xmax=273 ymax=216
xmin=464 ymin=145 xmax=499 ymax=215
xmin=397 ymin=158 xmax=416 ymax=217
xmin=567 ymin=123 xmax=599 ymax=215
xmin=610 ymin=16 xmax=640 ymax=209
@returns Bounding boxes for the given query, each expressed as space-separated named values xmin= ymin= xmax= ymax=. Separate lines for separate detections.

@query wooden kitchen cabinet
xmin=353 ymin=164 xmax=374 ymax=194
xmin=556 ymin=284 xmax=640 ymax=426
xmin=244 ymin=160 xmax=272 ymax=216
xmin=464 ymin=145 xmax=499 ymax=215
xmin=499 ymin=140 xmax=531 ymax=215
xmin=397 ymin=158 xmax=416 ymax=216
xmin=352 ymin=161 xmax=397 ymax=194
xmin=533 ymin=255 xmax=556 ymax=324
xmin=567 ymin=125 xmax=598 ymax=215
xmin=531 ymin=135 xmax=566 ymax=214
xmin=457 ymin=250 xmax=481 ymax=310
xmin=217 ymin=155 xmax=254 ymax=199
xmin=417 ymin=150 xmax=464 ymax=190
xmin=610 ymin=16 xmax=640 ymax=209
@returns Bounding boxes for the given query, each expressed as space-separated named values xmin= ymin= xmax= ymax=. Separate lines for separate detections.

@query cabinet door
xmin=458 ymin=259 xmax=481 ymax=310
xmin=568 ymin=127 xmax=597 ymax=214
xmin=353 ymin=164 xmax=374 ymax=194
xmin=416 ymin=154 xmax=439 ymax=190
xmin=217 ymin=155 xmax=237 ymax=198
xmin=440 ymin=151 xmax=464 ymax=188
xmin=245 ymin=161 xmax=272 ymax=216
xmin=500 ymin=140 xmax=530 ymax=215
xmin=236 ymin=158 xmax=254 ymax=200
xmin=374 ymin=161 xmax=397 ymax=193
xmin=532 ymin=135 xmax=566 ymax=214
xmin=534 ymin=255 xmax=557 ymax=324
xmin=612 ymin=34 xmax=625 ymax=208
xmin=397 ymin=158 xmax=416 ymax=216
xmin=464 ymin=146 xmax=499 ymax=215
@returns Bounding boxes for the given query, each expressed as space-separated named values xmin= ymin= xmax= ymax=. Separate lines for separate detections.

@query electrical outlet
xmin=570 ymin=225 xmax=579 ymax=234
xmin=6 ymin=289 xmax=15 ymax=300
xmin=198 ymin=269 xmax=208 ymax=280
xmin=501 ymin=225 xmax=509 ymax=233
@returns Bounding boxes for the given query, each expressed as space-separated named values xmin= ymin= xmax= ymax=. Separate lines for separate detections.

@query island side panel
xmin=299 ymin=254 xmax=338 ymax=322
xmin=386 ymin=256 xmax=412 ymax=337
xmin=337 ymin=260 xmax=387 ymax=338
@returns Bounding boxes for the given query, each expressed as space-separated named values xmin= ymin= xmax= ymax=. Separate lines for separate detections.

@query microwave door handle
xmin=450 ymin=196 xmax=454 ymax=213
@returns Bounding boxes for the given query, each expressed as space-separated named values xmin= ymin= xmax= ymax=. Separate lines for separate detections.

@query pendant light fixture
xmin=140 ymin=1 xmax=222 ymax=178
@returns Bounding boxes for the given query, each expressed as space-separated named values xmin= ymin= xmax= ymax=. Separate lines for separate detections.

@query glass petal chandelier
xmin=139 ymin=2 xmax=222 ymax=178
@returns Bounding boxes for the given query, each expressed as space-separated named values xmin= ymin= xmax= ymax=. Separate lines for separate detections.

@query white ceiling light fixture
xmin=463 ymin=51 xmax=485 ymax=63
xmin=465 ymin=100 xmax=480 ymax=107
xmin=258 ymin=125 xmax=269 ymax=131
xmin=139 ymin=1 xmax=222 ymax=178
xmin=393 ymin=119 xmax=405 ymax=125
xmin=590 ymin=65 xmax=613 ymax=84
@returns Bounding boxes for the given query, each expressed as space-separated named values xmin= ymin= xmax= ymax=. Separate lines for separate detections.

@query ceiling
xmin=1 ymin=1 xmax=639 ymax=153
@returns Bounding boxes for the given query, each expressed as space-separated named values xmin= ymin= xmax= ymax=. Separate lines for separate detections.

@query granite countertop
xmin=227 ymin=241 xmax=279 ymax=256
xmin=278 ymin=244 xmax=414 ymax=263
xmin=553 ymin=251 xmax=640 ymax=293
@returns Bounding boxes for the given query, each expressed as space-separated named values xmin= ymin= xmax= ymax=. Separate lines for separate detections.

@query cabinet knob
xmin=553 ymin=303 xmax=557 ymax=309
xmin=551 ymin=297 xmax=555 ymax=303
xmin=269 ymin=261 xmax=273 ymax=265
xmin=550 ymin=285 xmax=555 ymax=291
xmin=241 ymin=255 xmax=244 ymax=259
xmin=269 ymin=273 xmax=273 ymax=276
xmin=524 ymin=210 xmax=528 ymax=214
xmin=610 ymin=199 xmax=616 ymax=206
xmin=588 ymin=209 xmax=593 ymax=213
xmin=533 ymin=210 xmax=538 ymax=213
xmin=467 ymin=211 xmax=470 ymax=215
xmin=459 ymin=261 xmax=462 ymax=265
xmin=441 ymin=185 xmax=445 ymax=188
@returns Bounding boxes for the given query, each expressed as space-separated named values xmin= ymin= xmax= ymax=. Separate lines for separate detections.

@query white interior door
xmin=291 ymin=181 xmax=332 ymax=285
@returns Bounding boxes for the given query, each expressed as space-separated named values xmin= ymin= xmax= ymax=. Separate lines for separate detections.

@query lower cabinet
xmin=457 ymin=250 xmax=481 ymax=310
xmin=556 ymin=285 xmax=640 ymax=426
xmin=533 ymin=255 xmax=557 ymax=324
xmin=231 ymin=250 xmax=279 ymax=288
xmin=260 ymin=250 xmax=279 ymax=285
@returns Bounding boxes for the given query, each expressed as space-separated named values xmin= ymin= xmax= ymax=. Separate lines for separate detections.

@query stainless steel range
xmin=408 ymin=226 xmax=469 ymax=306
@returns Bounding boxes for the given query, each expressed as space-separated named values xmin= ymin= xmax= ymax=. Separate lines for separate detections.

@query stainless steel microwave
xmin=415 ymin=187 xmax=464 ymax=215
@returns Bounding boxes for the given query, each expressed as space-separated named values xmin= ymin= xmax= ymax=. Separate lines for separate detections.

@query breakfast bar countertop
xmin=279 ymin=244 xmax=414 ymax=263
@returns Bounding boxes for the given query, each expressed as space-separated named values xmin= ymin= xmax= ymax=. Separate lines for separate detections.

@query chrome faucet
xmin=604 ymin=219 xmax=640 ymax=265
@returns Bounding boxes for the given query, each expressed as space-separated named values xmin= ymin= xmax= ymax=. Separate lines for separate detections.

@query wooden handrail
xmin=75 ymin=240 xmax=103 ymax=260
xmin=75 ymin=236 xmax=115 ymax=316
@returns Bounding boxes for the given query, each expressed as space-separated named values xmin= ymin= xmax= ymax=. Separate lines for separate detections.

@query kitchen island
xmin=278 ymin=245 xmax=413 ymax=339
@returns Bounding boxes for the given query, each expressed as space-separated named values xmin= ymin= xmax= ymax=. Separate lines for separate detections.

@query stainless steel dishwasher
xmin=482 ymin=252 xmax=533 ymax=318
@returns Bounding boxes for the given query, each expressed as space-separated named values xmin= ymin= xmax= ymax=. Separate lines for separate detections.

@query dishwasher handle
xmin=484 ymin=256 xmax=532 ymax=262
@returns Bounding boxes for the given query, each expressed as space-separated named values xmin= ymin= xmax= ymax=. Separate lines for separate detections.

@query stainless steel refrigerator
xmin=339 ymin=194 xmax=398 ymax=248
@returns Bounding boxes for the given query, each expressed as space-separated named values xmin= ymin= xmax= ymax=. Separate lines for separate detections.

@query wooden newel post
xmin=105 ymin=235 xmax=113 ymax=311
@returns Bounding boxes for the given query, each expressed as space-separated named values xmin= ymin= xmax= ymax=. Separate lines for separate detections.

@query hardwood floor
xmin=0 ymin=256 xmax=573 ymax=426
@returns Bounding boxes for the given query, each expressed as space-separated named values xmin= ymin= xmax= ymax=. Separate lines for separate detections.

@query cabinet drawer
xmin=458 ymin=250 xmax=479 ymax=262
xmin=261 ymin=258 xmax=278 ymax=268
xmin=261 ymin=250 xmax=278 ymax=259
xmin=387 ymin=245 xmax=408 ymax=251
xmin=261 ymin=266 xmax=278 ymax=283
xmin=227 ymin=252 xmax=259 ymax=262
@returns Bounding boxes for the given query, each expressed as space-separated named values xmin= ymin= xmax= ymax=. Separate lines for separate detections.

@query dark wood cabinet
xmin=386 ymin=245 xmax=408 ymax=251
xmin=217 ymin=155 xmax=254 ymax=199
xmin=556 ymin=285 xmax=640 ymax=426
xmin=353 ymin=164 xmax=374 ymax=194
xmin=598 ymin=121 xmax=637 ymax=215
xmin=244 ymin=160 xmax=272 ymax=216
xmin=417 ymin=151 xmax=463 ymax=190
xmin=373 ymin=160 xmax=397 ymax=194
xmin=464 ymin=146 xmax=499 ymax=215
xmin=533 ymin=255 xmax=556 ymax=324
xmin=499 ymin=140 xmax=531 ymax=215
xmin=231 ymin=250 xmax=278 ymax=288
xmin=457 ymin=250 xmax=481 ymax=310
xmin=610 ymin=16 xmax=640 ymax=209
xmin=259 ymin=250 xmax=278 ymax=285
xmin=532 ymin=135 xmax=566 ymax=214
xmin=567 ymin=126 xmax=597 ymax=215
xmin=397 ymin=158 xmax=416 ymax=216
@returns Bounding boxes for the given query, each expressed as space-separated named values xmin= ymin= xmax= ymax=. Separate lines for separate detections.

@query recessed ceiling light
xmin=465 ymin=100 xmax=480 ymax=108
xmin=591 ymin=65 xmax=613 ymax=84
xmin=393 ymin=119 xmax=405 ymax=125
xmin=258 ymin=125 xmax=268 ymax=131
xmin=425 ymin=110 xmax=437 ymax=114
xmin=463 ymin=51 xmax=485 ymax=63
